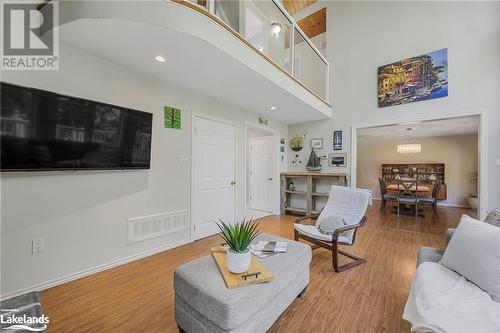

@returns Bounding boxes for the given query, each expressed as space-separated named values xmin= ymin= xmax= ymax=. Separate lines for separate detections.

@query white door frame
xmin=245 ymin=122 xmax=281 ymax=216
xmin=350 ymin=110 xmax=489 ymax=220
xmin=191 ymin=113 xmax=237 ymax=241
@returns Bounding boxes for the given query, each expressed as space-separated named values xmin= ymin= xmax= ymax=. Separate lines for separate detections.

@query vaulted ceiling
xmin=282 ymin=0 xmax=317 ymax=16
xmin=297 ymin=8 xmax=326 ymax=39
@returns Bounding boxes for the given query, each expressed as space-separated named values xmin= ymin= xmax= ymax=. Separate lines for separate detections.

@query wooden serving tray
xmin=210 ymin=247 xmax=273 ymax=289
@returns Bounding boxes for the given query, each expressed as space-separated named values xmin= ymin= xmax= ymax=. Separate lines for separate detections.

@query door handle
xmin=267 ymin=178 xmax=273 ymax=181
xmin=230 ymin=181 xmax=236 ymax=186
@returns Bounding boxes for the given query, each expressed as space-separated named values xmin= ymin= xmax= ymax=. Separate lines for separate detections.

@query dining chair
xmin=294 ymin=185 xmax=371 ymax=272
xmin=397 ymin=179 xmax=419 ymax=220
xmin=378 ymin=178 xmax=398 ymax=212
xmin=418 ymin=180 xmax=441 ymax=217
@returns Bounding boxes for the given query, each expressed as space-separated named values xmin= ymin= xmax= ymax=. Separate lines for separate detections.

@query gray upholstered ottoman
xmin=174 ymin=233 xmax=311 ymax=333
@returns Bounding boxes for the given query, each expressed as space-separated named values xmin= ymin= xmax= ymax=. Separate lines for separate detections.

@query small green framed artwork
xmin=164 ymin=106 xmax=181 ymax=129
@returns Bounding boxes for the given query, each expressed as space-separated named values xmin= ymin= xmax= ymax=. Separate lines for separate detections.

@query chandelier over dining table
xmin=397 ymin=144 xmax=422 ymax=155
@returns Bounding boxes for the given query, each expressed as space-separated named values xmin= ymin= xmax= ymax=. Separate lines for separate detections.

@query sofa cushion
xmin=174 ymin=233 xmax=311 ymax=331
xmin=403 ymin=262 xmax=500 ymax=332
xmin=440 ymin=215 xmax=500 ymax=301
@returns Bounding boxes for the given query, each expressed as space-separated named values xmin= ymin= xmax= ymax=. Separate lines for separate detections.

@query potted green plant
xmin=216 ymin=218 xmax=260 ymax=273
xmin=468 ymin=172 xmax=478 ymax=211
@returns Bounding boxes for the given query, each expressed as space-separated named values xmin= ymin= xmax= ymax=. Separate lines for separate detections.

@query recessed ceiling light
xmin=154 ymin=56 xmax=166 ymax=63
xmin=270 ymin=106 xmax=276 ymax=110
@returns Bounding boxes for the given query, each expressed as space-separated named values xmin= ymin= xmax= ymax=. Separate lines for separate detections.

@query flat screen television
xmin=1 ymin=82 xmax=153 ymax=171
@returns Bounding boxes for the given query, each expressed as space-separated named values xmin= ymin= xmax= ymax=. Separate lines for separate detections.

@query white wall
xmin=288 ymin=1 xmax=500 ymax=213
xmin=357 ymin=134 xmax=478 ymax=207
xmin=0 ymin=44 xmax=287 ymax=297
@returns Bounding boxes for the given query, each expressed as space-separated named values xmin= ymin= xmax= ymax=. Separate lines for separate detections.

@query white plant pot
xmin=226 ymin=249 xmax=251 ymax=274
xmin=468 ymin=196 xmax=478 ymax=211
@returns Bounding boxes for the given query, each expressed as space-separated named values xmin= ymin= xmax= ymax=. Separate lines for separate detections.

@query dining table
xmin=386 ymin=184 xmax=431 ymax=193
xmin=386 ymin=183 xmax=431 ymax=217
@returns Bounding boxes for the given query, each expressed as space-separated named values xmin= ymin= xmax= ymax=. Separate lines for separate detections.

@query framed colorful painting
xmin=378 ymin=48 xmax=448 ymax=107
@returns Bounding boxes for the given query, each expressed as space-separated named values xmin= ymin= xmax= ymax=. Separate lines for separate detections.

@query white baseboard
xmin=1 ymin=238 xmax=191 ymax=300
xmin=372 ymin=197 xmax=471 ymax=209
xmin=437 ymin=202 xmax=471 ymax=209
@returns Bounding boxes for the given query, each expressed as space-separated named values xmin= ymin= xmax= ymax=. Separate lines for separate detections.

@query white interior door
xmin=192 ymin=117 xmax=235 ymax=240
xmin=249 ymin=136 xmax=274 ymax=212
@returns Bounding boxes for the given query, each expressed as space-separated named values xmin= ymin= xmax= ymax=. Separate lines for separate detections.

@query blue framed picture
xmin=333 ymin=130 xmax=342 ymax=151
xmin=329 ymin=153 xmax=347 ymax=167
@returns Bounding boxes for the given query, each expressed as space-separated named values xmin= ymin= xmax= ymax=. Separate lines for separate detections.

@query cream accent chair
xmin=294 ymin=185 xmax=372 ymax=272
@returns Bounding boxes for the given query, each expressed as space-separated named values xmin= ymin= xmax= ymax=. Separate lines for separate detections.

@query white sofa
xmin=403 ymin=212 xmax=500 ymax=333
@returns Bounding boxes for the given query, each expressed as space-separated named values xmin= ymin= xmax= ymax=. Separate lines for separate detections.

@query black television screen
xmin=1 ymin=82 xmax=153 ymax=171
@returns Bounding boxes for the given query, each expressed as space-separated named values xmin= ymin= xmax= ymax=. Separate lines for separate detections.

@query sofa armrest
xmin=417 ymin=247 xmax=445 ymax=267
xmin=446 ymin=228 xmax=455 ymax=245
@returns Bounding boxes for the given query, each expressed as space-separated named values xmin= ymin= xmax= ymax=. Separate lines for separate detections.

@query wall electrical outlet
xmin=32 ymin=239 xmax=45 ymax=253
xmin=496 ymin=158 xmax=500 ymax=166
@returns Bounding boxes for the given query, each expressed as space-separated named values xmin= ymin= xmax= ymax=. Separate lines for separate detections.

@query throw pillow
xmin=484 ymin=209 xmax=500 ymax=227
xmin=318 ymin=215 xmax=344 ymax=235
xmin=440 ymin=214 xmax=500 ymax=301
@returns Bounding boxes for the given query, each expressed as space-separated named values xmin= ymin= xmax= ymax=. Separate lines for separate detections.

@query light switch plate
xmin=32 ymin=239 xmax=45 ymax=253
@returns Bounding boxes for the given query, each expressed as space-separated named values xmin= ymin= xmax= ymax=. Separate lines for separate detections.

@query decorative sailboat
xmin=306 ymin=149 xmax=322 ymax=172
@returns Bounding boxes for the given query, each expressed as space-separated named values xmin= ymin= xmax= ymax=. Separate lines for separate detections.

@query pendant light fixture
xmin=397 ymin=128 xmax=421 ymax=155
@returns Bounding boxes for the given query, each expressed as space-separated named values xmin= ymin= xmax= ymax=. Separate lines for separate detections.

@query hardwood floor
xmin=41 ymin=203 xmax=475 ymax=332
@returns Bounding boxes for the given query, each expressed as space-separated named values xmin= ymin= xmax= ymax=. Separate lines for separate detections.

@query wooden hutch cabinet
xmin=381 ymin=163 xmax=447 ymax=200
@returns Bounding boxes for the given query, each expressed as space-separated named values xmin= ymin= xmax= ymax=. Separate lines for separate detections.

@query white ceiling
xmin=357 ymin=116 xmax=480 ymax=142
xmin=57 ymin=18 xmax=328 ymax=124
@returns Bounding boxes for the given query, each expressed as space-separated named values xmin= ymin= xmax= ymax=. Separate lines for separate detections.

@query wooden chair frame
xmin=294 ymin=213 xmax=368 ymax=272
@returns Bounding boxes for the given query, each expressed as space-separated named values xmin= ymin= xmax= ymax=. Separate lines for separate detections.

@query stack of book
xmin=250 ymin=241 xmax=288 ymax=258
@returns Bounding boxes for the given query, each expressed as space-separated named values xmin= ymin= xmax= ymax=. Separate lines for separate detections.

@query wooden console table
xmin=280 ymin=172 xmax=347 ymax=216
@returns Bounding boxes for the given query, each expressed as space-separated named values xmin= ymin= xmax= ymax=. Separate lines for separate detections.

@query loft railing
xmin=178 ymin=0 xmax=330 ymax=104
